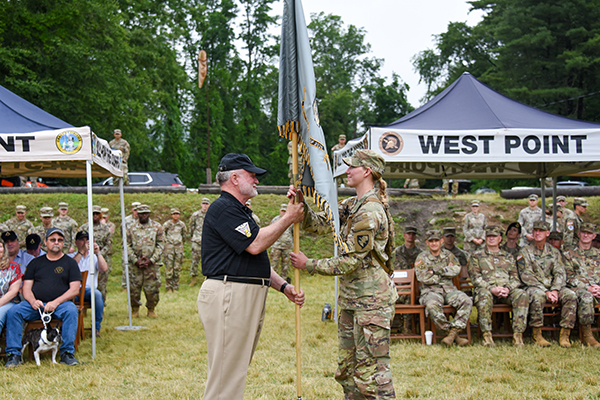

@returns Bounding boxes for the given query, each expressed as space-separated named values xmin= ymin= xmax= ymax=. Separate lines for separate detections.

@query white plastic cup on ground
xmin=425 ymin=330 xmax=433 ymax=345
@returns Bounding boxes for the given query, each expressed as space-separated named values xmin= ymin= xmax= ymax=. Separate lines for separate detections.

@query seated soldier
xmin=561 ymin=223 xmax=600 ymax=347
xmin=5 ymin=228 xmax=82 ymax=367
xmin=442 ymin=227 xmax=468 ymax=267
xmin=517 ymin=221 xmax=577 ymax=347
xmin=415 ymin=229 xmax=472 ymax=346
xmin=500 ymin=222 xmax=521 ymax=257
xmin=467 ymin=225 xmax=529 ymax=347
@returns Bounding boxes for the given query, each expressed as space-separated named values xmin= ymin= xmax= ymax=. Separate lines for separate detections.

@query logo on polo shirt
xmin=235 ymin=222 xmax=252 ymax=237
xmin=55 ymin=266 xmax=64 ymax=274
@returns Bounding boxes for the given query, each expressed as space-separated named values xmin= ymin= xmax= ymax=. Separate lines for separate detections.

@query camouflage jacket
xmin=563 ymin=245 xmax=600 ymax=290
xmin=444 ymin=245 xmax=469 ymax=267
xmin=463 ymin=212 xmax=486 ymax=243
xmin=125 ymin=214 xmax=137 ymax=230
xmin=127 ymin=219 xmax=164 ymax=265
xmin=109 ymin=137 xmax=130 ymax=163
xmin=303 ymin=188 xmax=398 ymax=310
xmin=516 ymin=243 xmax=566 ymax=292
xmin=103 ymin=221 xmax=116 ymax=235
xmin=500 ymin=242 xmax=521 ymax=258
xmin=79 ymin=222 xmax=113 ymax=257
xmin=28 ymin=224 xmax=54 ymax=252
xmin=189 ymin=210 xmax=206 ymax=244
xmin=393 ymin=244 xmax=422 ymax=270
xmin=467 ymin=247 xmax=520 ymax=291
xmin=163 ymin=220 xmax=187 ymax=249
xmin=271 ymin=215 xmax=292 ymax=250
xmin=517 ymin=206 xmax=543 ymax=244
xmin=6 ymin=217 xmax=33 ymax=248
xmin=414 ymin=249 xmax=460 ymax=294
xmin=52 ymin=215 xmax=78 ymax=251
xmin=563 ymin=212 xmax=584 ymax=247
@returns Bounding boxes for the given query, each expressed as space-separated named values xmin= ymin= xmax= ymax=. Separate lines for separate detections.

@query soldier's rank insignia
xmin=235 ymin=222 xmax=252 ymax=237
xmin=357 ymin=234 xmax=369 ymax=249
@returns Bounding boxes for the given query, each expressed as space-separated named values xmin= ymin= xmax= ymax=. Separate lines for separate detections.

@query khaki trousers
xmin=197 ymin=278 xmax=269 ymax=400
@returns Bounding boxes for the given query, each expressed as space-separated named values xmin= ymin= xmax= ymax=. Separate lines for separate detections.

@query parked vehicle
xmin=557 ymin=180 xmax=589 ymax=187
xmin=475 ymin=186 xmax=497 ymax=195
xmin=93 ymin=171 xmax=185 ymax=187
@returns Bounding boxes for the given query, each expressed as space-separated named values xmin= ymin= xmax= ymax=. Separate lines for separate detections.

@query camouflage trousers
xmin=420 ymin=290 xmax=473 ymax=331
xmin=573 ymin=288 xmax=596 ymax=326
xmin=442 ymin=179 xmax=458 ymax=195
xmin=526 ymin=287 xmax=577 ymax=329
xmin=190 ymin=242 xmax=201 ymax=277
xmin=474 ymin=287 xmax=529 ymax=333
xmin=270 ymin=247 xmax=290 ymax=281
xmin=129 ymin=263 xmax=161 ymax=310
xmin=337 ymin=307 xmax=396 ymax=400
xmin=97 ymin=255 xmax=112 ymax=302
xmin=164 ymin=246 xmax=184 ymax=290
xmin=113 ymin=162 xmax=129 ymax=186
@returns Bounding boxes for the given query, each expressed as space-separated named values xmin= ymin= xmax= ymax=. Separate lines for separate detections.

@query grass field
xmin=3 ymin=192 xmax=600 ymax=399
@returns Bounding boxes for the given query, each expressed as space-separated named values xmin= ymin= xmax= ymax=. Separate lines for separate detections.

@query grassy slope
xmin=2 ymin=192 xmax=600 ymax=399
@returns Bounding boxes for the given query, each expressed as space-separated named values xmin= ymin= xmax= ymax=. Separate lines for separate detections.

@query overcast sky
xmin=296 ymin=0 xmax=485 ymax=107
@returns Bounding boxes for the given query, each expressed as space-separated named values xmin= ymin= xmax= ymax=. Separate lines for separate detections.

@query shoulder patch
xmin=516 ymin=254 xmax=523 ymax=261
xmin=235 ymin=222 xmax=252 ymax=237
xmin=415 ymin=259 xmax=423 ymax=267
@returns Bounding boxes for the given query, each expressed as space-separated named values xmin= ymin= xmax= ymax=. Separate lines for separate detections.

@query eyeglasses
xmin=47 ymin=238 xmax=64 ymax=243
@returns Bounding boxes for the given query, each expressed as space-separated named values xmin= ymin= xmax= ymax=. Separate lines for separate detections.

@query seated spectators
xmin=0 ymin=240 xmax=22 ymax=332
xmin=2 ymin=231 xmax=34 ymax=274
xmin=25 ymin=234 xmax=45 ymax=258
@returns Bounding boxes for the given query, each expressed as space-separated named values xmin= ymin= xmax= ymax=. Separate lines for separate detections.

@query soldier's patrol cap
xmin=15 ymin=205 xmax=26 ymax=213
xmin=425 ymin=230 xmax=442 ymax=241
xmin=75 ymin=231 xmax=89 ymax=241
xmin=280 ymin=204 xmax=287 ymax=212
xmin=506 ymin=222 xmax=522 ymax=235
xmin=339 ymin=134 xmax=346 ymax=139
xmin=548 ymin=231 xmax=563 ymax=241
xmin=1 ymin=231 xmax=17 ymax=242
xmin=343 ymin=149 xmax=385 ymax=178
xmin=201 ymin=198 xmax=210 ymax=204
xmin=25 ymin=234 xmax=41 ymax=250
xmin=170 ymin=208 xmax=180 ymax=214
xmin=45 ymin=227 xmax=64 ymax=239
xmin=58 ymin=202 xmax=69 ymax=210
xmin=574 ymin=197 xmax=589 ymax=207
xmin=485 ymin=225 xmax=503 ymax=237
xmin=114 ymin=129 xmax=122 ymax=135
xmin=442 ymin=227 xmax=457 ymax=237
xmin=528 ymin=194 xmax=539 ymax=201
xmin=137 ymin=204 xmax=151 ymax=214
xmin=131 ymin=202 xmax=141 ymax=208
xmin=404 ymin=225 xmax=418 ymax=234
xmin=532 ymin=220 xmax=550 ymax=231
xmin=470 ymin=200 xmax=480 ymax=207
xmin=101 ymin=207 xmax=109 ymax=214
xmin=92 ymin=205 xmax=102 ymax=213
xmin=557 ymin=195 xmax=567 ymax=203
xmin=40 ymin=207 xmax=53 ymax=218
xmin=580 ymin=222 xmax=596 ymax=234
xmin=218 ymin=153 xmax=267 ymax=175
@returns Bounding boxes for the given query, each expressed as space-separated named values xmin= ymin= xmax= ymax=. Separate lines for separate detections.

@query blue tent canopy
xmin=0 ymin=84 xmax=73 ymax=133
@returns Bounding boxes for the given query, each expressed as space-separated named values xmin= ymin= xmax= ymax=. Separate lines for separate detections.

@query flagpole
xmin=292 ymin=128 xmax=302 ymax=400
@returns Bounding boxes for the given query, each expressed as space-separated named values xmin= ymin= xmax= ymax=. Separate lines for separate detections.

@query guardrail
xmin=0 ymin=186 xmax=187 ymax=194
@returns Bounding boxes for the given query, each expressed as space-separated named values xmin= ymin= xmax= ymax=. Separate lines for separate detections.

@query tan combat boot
xmin=147 ymin=308 xmax=158 ymax=318
xmin=454 ymin=330 xmax=469 ymax=347
xmin=189 ymin=277 xmax=197 ymax=287
xmin=532 ymin=327 xmax=551 ymax=347
xmin=482 ymin=331 xmax=495 ymax=347
xmin=581 ymin=325 xmax=600 ymax=348
xmin=512 ymin=332 xmax=524 ymax=347
xmin=559 ymin=328 xmax=571 ymax=348
xmin=441 ymin=328 xmax=459 ymax=347
xmin=131 ymin=307 xmax=139 ymax=318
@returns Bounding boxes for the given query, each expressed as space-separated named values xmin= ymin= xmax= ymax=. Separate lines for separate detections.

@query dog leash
xmin=38 ymin=308 xmax=54 ymax=330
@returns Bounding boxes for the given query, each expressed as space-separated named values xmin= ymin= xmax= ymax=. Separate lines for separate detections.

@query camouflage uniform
xmin=463 ymin=212 xmax=486 ymax=252
xmin=563 ymin=212 xmax=583 ymax=248
xmin=125 ymin=214 xmax=137 ymax=229
xmin=52 ymin=215 xmax=78 ymax=253
xmin=562 ymin=245 xmax=600 ymax=327
xmin=444 ymin=245 xmax=469 ymax=267
xmin=404 ymin=178 xmax=420 ymax=189
xmin=415 ymin=249 xmax=473 ymax=331
xmin=80 ymin=221 xmax=113 ymax=301
xmin=109 ymin=133 xmax=130 ymax=186
xmin=500 ymin=242 xmax=521 ymax=258
xmin=127 ymin=218 xmax=164 ymax=310
xmin=393 ymin=245 xmax=422 ymax=270
xmin=517 ymin=206 xmax=543 ymax=247
xmin=189 ymin=209 xmax=207 ymax=278
xmin=468 ymin=248 xmax=529 ymax=333
xmin=163 ymin=218 xmax=187 ymax=291
xmin=516 ymin=243 xmax=577 ymax=329
xmin=332 ymin=140 xmax=347 ymax=186
xmin=442 ymin=179 xmax=458 ymax=196
xmin=6 ymin=217 xmax=33 ymax=250
xmin=269 ymin=214 xmax=292 ymax=281
xmin=0 ymin=222 xmax=8 ymax=235
xmin=302 ymin=188 xmax=397 ymax=399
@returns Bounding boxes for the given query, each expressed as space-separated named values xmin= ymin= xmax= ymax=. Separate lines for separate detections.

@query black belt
xmin=208 ymin=275 xmax=271 ymax=286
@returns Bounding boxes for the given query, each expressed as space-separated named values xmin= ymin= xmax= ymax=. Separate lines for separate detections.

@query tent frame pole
xmin=86 ymin=161 xmax=97 ymax=359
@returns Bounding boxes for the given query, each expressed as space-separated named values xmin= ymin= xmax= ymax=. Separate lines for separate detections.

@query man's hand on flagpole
xmin=287 ymin=185 xmax=305 ymax=204
xmin=290 ymin=251 xmax=308 ymax=270
xmin=283 ymin=284 xmax=305 ymax=307
xmin=284 ymin=198 xmax=305 ymax=224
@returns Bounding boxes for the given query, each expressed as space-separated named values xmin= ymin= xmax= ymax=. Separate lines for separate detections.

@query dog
xmin=21 ymin=325 xmax=62 ymax=366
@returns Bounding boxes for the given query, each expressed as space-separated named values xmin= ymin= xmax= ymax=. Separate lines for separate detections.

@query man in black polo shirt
xmin=197 ymin=153 xmax=305 ymax=400
xmin=5 ymin=227 xmax=82 ymax=367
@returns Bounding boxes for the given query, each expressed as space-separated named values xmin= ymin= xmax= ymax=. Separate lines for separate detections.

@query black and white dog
xmin=21 ymin=325 xmax=62 ymax=366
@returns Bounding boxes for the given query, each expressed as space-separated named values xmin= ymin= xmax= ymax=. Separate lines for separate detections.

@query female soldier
xmin=290 ymin=149 xmax=397 ymax=400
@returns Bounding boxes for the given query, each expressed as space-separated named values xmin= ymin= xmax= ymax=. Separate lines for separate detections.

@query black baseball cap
xmin=45 ymin=227 xmax=65 ymax=239
xmin=75 ymin=231 xmax=89 ymax=241
xmin=218 ymin=153 xmax=267 ymax=175
xmin=25 ymin=234 xmax=41 ymax=250
xmin=1 ymin=231 xmax=17 ymax=242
